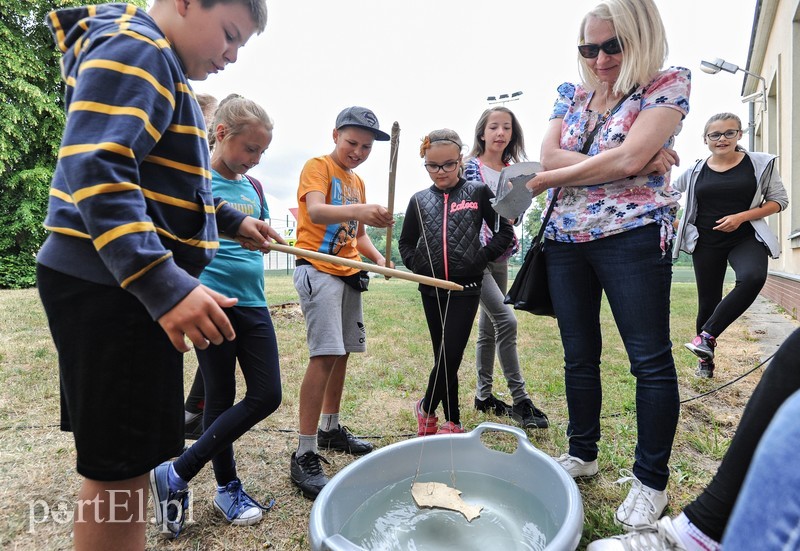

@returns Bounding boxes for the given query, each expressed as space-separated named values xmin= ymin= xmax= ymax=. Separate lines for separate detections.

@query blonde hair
xmin=419 ymin=128 xmax=463 ymax=158
xmin=578 ymin=0 xmax=668 ymax=95
xmin=209 ymin=93 xmax=273 ymax=149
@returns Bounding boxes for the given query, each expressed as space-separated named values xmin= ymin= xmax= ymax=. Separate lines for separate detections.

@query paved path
xmin=740 ymin=295 xmax=799 ymax=362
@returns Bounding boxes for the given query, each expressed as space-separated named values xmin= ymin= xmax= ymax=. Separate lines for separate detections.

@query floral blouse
xmin=545 ymin=66 xmax=691 ymax=244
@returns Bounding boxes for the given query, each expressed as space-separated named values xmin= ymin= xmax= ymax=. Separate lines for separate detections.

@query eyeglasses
xmin=578 ymin=37 xmax=623 ymax=59
xmin=706 ymin=129 xmax=740 ymax=141
xmin=424 ymin=161 xmax=459 ymax=173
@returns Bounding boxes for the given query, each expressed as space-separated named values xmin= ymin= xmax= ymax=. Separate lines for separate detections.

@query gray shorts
xmin=293 ymin=264 xmax=366 ymax=356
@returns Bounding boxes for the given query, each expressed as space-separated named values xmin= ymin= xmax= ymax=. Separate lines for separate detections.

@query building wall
xmin=748 ymin=0 xmax=800 ymax=315
xmin=763 ymin=272 xmax=800 ymax=319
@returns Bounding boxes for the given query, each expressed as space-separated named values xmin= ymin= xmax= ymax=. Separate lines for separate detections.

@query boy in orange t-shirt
xmin=289 ymin=107 xmax=394 ymax=499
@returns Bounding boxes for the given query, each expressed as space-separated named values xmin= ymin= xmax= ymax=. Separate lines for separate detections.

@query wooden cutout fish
xmin=411 ymin=481 xmax=483 ymax=522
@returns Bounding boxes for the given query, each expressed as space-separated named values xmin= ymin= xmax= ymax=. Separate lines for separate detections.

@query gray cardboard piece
xmin=491 ymin=161 xmax=542 ymax=220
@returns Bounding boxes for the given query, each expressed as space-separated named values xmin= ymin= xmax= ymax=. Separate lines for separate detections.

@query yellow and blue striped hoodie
xmin=39 ymin=3 xmax=247 ymax=320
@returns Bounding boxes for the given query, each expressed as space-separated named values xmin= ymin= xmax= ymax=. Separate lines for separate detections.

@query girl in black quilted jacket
xmin=399 ymin=128 xmax=513 ymax=436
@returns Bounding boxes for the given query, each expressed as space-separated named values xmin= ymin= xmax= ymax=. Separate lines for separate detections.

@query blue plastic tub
xmin=309 ymin=422 xmax=583 ymax=550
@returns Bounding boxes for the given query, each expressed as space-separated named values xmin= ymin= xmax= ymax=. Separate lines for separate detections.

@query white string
xmin=410 ymin=194 xmax=458 ymax=489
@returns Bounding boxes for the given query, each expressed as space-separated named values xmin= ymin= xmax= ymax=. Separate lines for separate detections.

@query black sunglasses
xmin=578 ymin=37 xmax=623 ymax=59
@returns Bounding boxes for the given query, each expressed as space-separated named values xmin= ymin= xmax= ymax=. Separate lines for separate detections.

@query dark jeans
xmin=692 ymin=235 xmax=768 ymax=337
xmin=685 ymin=328 xmax=800 ymax=542
xmin=420 ymin=292 xmax=480 ymax=425
xmin=174 ymin=306 xmax=281 ymax=486
xmin=545 ymin=224 xmax=679 ymax=490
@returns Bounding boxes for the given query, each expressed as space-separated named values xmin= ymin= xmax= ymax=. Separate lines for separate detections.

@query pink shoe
xmin=685 ymin=333 xmax=717 ymax=361
xmin=415 ymin=399 xmax=438 ymax=436
xmin=436 ymin=421 xmax=465 ymax=435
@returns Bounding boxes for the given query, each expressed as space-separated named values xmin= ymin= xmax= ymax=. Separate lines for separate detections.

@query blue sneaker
xmin=214 ymin=479 xmax=273 ymax=526
xmin=149 ymin=461 xmax=190 ymax=538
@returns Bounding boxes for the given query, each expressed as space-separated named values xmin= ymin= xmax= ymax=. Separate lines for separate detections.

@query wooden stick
xmin=268 ymin=242 xmax=463 ymax=291
xmin=385 ymin=121 xmax=400 ymax=265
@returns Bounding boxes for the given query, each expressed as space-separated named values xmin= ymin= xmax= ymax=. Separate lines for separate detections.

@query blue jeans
xmin=723 ymin=387 xmax=800 ymax=549
xmin=545 ymin=224 xmax=679 ymax=490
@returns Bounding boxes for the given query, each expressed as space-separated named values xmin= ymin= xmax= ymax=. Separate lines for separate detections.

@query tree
xmin=364 ymin=214 xmax=404 ymax=267
xmin=519 ymin=194 xmax=547 ymax=259
xmin=0 ymin=0 xmax=144 ymax=288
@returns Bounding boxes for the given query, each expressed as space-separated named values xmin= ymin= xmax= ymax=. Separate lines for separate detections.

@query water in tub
xmin=339 ymin=471 xmax=556 ymax=550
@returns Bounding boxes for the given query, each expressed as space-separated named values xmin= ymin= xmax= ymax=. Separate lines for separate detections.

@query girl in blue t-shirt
xmin=150 ymin=94 xmax=284 ymax=536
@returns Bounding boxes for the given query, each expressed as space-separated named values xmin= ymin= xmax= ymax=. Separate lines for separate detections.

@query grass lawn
xmin=0 ymin=273 xmax=766 ymax=550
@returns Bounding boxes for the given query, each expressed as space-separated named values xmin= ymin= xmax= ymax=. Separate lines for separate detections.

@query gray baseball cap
xmin=335 ymin=106 xmax=390 ymax=141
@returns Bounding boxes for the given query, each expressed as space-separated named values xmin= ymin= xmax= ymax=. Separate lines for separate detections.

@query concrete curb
xmin=740 ymin=295 xmax=800 ymax=362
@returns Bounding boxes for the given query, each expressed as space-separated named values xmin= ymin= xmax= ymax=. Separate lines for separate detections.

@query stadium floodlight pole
xmin=487 ymin=90 xmax=523 ymax=105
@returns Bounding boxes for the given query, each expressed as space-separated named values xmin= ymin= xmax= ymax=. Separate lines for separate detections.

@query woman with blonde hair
xmin=525 ymin=0 xmax=689 ymax=530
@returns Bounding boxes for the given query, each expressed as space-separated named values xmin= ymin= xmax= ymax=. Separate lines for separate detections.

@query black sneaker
xmin=695 ymin=359 xmax=715 ymax=378
xmin=317 ymin=425 xmax=374 ymax=455
xmin=474 ymin=394 xmax=512 ymax=416
xmin=511 ymin=399 xmax=549 ymax=429
xmin=184 ymin=411 xmax=204 ymax=441
xmin=290 ymin=451 xmax=330 ymax=500
xmin=685 ymin=334 xmax=717 ymax=361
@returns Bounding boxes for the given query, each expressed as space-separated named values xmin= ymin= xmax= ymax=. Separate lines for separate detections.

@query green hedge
xmin=0 ymin=254 xmax=37 ymax=289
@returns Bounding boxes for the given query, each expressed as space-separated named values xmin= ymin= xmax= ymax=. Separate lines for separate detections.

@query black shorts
xmin=37 ymin=265 xmax=184 ymax=481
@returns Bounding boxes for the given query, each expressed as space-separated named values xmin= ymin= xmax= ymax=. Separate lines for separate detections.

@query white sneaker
xmin=587 ymin=516 xmax=686 ymax=550
xmin=614 ymin=471 xmax=668 ymax=531
xmin=555 ymin=453 xmax=599 ymax=478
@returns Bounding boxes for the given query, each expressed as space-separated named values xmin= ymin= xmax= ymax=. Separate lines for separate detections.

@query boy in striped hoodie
xmin=38 ymin=1 xmax=273 ymax=548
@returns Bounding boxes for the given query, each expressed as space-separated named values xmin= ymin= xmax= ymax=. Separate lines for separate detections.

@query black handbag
xmin=504 ymin=94 xmax=628 ymax=316
xmin=503 ymin=188 xmax=560 ymax=316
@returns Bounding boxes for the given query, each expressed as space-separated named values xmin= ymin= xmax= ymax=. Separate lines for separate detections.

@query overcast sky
xmin=193 ymin=0 xmax=758 ymax=234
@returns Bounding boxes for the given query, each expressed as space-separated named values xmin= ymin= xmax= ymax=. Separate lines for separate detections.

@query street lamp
xmin=700 ymin=58 xmax=767 ymax=111
xmin=487 ymin=90 xmax=523 ymax=105
xmin=700 ymin=58 xmax=767 ymax=151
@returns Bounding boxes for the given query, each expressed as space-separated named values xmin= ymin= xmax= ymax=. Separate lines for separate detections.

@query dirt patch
xmin=270 ymin=302 xmax=303 ymax=321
